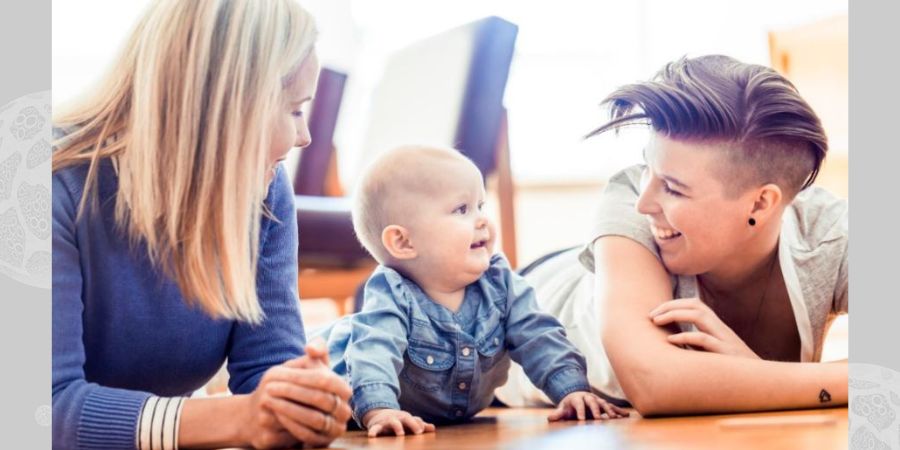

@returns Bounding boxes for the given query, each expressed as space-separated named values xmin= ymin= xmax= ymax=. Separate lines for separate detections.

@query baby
xmin=318 ymin=146 xmax=628 ymax=437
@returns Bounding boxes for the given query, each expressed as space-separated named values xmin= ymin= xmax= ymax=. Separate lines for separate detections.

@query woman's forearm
xmin=594 ymin=236 xmax=848 ymax=417
xmin=624 ymin=351 xmax=847 ymax=416
xmin=178 ymin=395 xmax=249 ymax=448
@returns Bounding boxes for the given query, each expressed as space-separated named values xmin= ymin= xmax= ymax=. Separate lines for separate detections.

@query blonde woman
xmin=52 ymin=1 xmax=352 ymax=448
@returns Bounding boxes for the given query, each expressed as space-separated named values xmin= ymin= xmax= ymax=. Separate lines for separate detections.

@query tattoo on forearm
xmin=818 ymin=389 xmax=832 ymax=403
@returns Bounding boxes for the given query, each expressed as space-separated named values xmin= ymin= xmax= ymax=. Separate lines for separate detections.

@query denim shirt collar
xmin=374 ymin=263 xmax=506 ymax=342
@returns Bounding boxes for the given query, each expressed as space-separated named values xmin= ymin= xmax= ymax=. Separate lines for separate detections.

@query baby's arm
xmin=500 ymin=260 xmax=590 ymax=400
xmin=498 ymin=257 xmax=626 ymax=420
xmin=345 ymin=272 xmax=436 ymax=436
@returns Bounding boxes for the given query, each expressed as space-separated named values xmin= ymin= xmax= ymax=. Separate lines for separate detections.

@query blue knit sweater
xmin=52 ymin=159 xmax=306 ymax=448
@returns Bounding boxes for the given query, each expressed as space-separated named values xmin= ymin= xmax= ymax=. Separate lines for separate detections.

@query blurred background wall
xmin=53 ymin=0 xmax=847 ymax=360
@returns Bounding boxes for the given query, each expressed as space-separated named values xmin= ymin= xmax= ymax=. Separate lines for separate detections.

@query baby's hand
xmin=548 ymin=391 xmax=630 ymax=422
xmin=362 ymin=408 xmax=436 ymax=437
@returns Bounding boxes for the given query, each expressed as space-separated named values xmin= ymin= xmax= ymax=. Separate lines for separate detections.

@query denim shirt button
xmin=455 ymin=410 xmax=464 ymax=417
xmin=461 ymin=347 xmax=471 ymax=357
xmin=426 ymin=355 xmax=435 ymax=365
xmin=458 ymin=382 xmax=467 ymax=390
xmin=493 ymin=337 xmax=500 ymax=345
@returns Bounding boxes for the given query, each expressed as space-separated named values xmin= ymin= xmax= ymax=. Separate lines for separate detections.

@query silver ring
xmin=329 ymin=393 xmax=340 ymax=415
xmin=321 ymin=412 xmax=333 ymax=435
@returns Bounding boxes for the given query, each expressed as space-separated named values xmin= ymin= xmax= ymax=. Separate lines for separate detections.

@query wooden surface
xmin=329 ymin=407 xmax=848 ymax=450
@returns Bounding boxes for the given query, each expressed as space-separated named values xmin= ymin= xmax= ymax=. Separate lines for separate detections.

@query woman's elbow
xmin=619 ymin=372 xmax=688 ymax=416
xmin=618 ymin=366 xmax=692 ymax=417
xmin=616 ymin=372 xmax=663 ymax=416
xmin=604 ymin=343 xmax=680 ymax=416
xmin=627 ymin=394 xmax=671 ymax=417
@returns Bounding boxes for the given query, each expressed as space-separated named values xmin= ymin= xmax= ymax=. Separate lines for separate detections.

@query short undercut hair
xmin=587 ymin=55 xmax=828 ymax=198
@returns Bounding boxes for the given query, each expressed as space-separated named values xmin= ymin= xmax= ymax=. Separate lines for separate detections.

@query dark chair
xmin=294 ymin=68 xmax=369 ymax=267
xmin=294 ymin=17 xmax=519 ymax=314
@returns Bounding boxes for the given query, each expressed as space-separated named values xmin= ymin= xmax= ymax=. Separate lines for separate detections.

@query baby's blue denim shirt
xmin=317 ymin=253 xmax=590 ymax=424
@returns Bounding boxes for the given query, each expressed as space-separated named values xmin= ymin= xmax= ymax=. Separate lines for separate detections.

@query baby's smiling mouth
xmin=470 ymin=240 xmax=487 ymax=249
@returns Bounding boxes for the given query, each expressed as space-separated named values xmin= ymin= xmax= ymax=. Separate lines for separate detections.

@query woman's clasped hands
xmin=241 ymin=344 xmax=352 ymax=448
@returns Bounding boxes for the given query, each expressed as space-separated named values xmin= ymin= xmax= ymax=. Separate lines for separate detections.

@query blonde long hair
xmin=53 ymin=0 xmax=317 ymax=323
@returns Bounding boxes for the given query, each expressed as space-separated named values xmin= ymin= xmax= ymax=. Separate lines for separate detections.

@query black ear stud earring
xmin=749 ymin=217 xmax=756 ymax=226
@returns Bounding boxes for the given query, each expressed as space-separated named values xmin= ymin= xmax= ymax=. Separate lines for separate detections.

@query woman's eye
xmin=477 ymin=202 xmax=485 ymax=211
xmin=291 ymin=111 xmax=304 ymax=118
xmin=453 ymin=204 xmax=468 ymax=215
xmin=662 ymin=183 xmax=683 ymax=197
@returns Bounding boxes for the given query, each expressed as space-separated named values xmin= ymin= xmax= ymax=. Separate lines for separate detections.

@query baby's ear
xmin=382 ymin=225 xmax=416 ymax=260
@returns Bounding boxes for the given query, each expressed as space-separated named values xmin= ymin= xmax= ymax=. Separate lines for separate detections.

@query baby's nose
xmin=475 ymin=216 xmax=487 ymax=229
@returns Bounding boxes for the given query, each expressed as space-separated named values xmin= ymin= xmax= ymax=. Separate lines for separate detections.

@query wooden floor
xmin=330 ymin=407 xmax=848 ymax=450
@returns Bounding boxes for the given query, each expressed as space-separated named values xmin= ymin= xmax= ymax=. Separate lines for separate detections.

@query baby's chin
xmin=470 ymin=255 xmax=493 ymax=276
xmin=452 ymin=255 xmax=488 ymax=278
xmin=458 ymin=270 xmax=486 ymax=287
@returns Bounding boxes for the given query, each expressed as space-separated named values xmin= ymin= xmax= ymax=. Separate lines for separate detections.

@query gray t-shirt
xmin=495 ymin=164 xmax=848 ymax=405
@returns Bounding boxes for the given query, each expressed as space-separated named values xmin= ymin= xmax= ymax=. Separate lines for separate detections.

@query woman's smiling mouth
xmin=650 ymin=224 xmax=682 ymax=241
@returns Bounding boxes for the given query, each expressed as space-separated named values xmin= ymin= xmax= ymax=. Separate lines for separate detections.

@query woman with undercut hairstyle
xmin=496 ymin=54 xmax=848 ymax=415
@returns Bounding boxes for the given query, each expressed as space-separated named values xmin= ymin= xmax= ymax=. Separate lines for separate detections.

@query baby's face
xmin=403 ymin=158 xmax=496 ymax=284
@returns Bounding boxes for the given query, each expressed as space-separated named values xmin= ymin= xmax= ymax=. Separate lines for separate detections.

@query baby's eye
xmin=453 ymin=204 xmax=468 ymax=215
xmin=291 ymin=110 xmax=304 ymax=118
xmin=477 ymin=201 xmax=485 ymax=211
